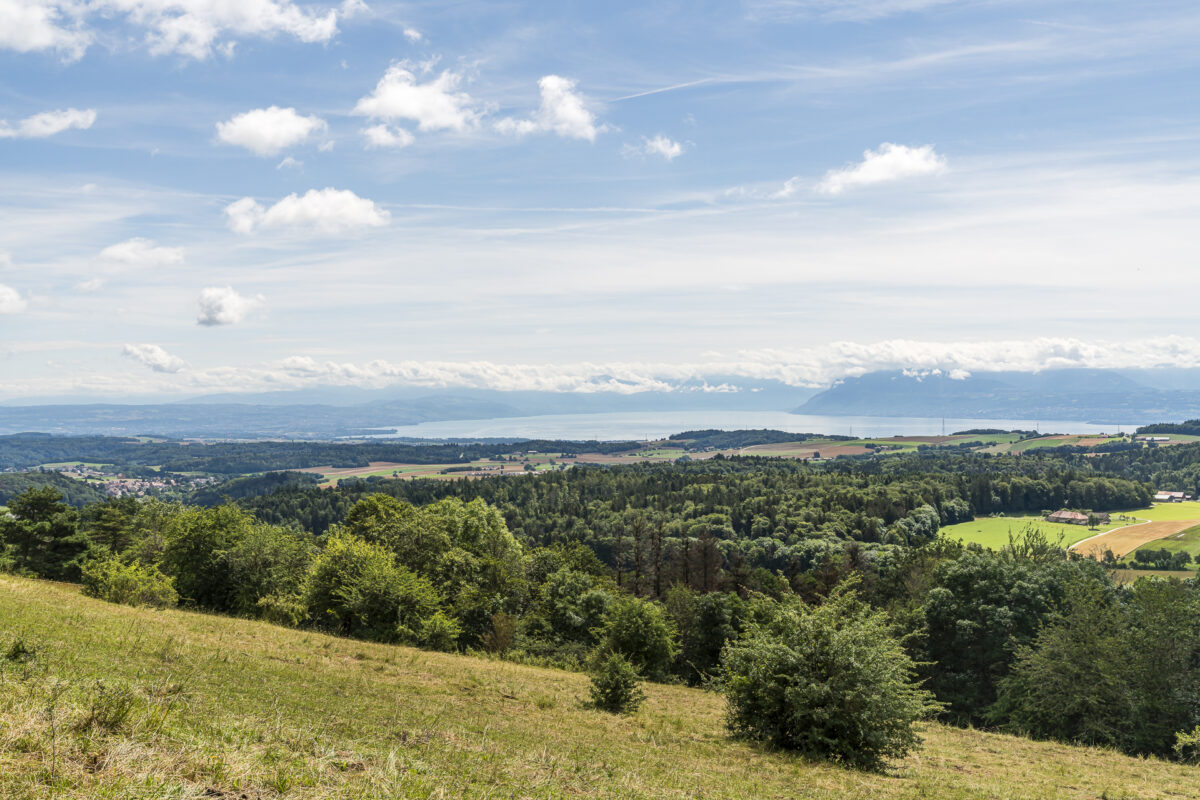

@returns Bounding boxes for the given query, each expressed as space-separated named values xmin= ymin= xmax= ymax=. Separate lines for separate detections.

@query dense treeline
xmin=0 ymin=471 xmax=107 ymax=507
xmin=5 ymin=481 xmax=1200 ymax=763
xmin=0 ymin=433 xmax=638 ymax=474
xmin=1137 ymin=420 xmax=1200 ymax=436
xmin=238 ymin=456 xmax=1151 ymax=588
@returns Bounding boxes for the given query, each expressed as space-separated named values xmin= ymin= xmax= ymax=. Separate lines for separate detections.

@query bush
xmin=81 ymin=557 xmax=178 ymax=608
xmin=420 ymin=611 xmax=462 ymax=652
xmin=304 ymin=531 xmax=440 ymax=642
xmin=586 ymin=652 xmax=646 ymax=715
xmin=721 ymin=589 xmax=940 ymax=770
xmin=600 ymin=596 xmax=677 ymax=681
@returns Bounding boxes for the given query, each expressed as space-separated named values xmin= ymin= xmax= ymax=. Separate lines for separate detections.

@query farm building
xmin=1045 ymin=509 xmax=1109 ymax=526
xmin=1154 ymin=491 xmax=1191 ymax=502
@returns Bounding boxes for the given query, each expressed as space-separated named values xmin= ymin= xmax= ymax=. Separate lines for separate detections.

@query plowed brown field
xmin=1070 ymin=519 xmax=1200 ymax=559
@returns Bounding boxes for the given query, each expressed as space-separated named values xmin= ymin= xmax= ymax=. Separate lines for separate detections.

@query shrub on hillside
xmin=81 ymin=557 xmax=178 ymax=608
xmin=600 ymin=596 xmax=678 ymax=681
xmin=304 ymin=531 xmax=440 ymax=642
xmin=586 ymin=652 xmax=646 ymax=715
xmin=721 ymin=588 xmax=940 ymax=770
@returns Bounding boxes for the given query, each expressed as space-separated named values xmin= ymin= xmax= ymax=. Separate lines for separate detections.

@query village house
xmin=1154 ymin=491 xmax=1191 ymax=502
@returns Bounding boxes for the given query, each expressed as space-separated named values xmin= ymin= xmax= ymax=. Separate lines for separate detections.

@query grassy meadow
xmin=3 ymin=575 xmax=1198 ymax=799
xmin=939 ymin=515 xmax=1136 ymax=550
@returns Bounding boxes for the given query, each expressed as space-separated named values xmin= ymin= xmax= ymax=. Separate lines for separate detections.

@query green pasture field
xmin=940 ymin=515 xmax=1136 ymax=550
xmin=3 ymin=575 xmax=1198 ymax=800
xmin=1137 ymin=501 xmax=1200 ymax=521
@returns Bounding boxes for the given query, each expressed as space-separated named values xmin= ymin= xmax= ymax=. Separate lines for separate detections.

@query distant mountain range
xmin=0 ymin=379 xmax=818 ymax=439
xmin=7 ymin=368 xmax=1200 ymax=439
xmin=796 ymin=369 xmax=1200 ymax=424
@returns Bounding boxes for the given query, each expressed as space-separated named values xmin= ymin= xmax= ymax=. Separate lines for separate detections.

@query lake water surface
xmin=372 ymin=411 xmax=1134 ymax=442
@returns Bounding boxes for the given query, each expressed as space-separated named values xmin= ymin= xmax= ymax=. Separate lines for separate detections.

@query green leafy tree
xmin=0 ymin=487 xmax=89 ymax=580
xmin=601 ymin=596 xmax=678 ymax=681
xmin=304 ymin=531 xmax=440 ymax=642
xmin=722 ymin=588 xmax=940 ymax=771
xmin=224 ymin=523 xmax=315 ymax=616
xmin=159 ymin=504 xmax=255 ymax=610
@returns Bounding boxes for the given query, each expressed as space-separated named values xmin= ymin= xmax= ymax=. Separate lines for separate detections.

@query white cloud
xmin=99 ymin=0 xmax=339 ymax=59
xmin=0 ymin=0 xmax=91 ymax=60
xmin=0 ymin=0 xmax=344 ymax=60
xmin=817 ymin=142 xmax=947 ymax=194
xmin=626 ymin=134 xmax=684 ymax=161
xmin=496 ymin=75 xmax=605 ymax=141
xmin=0 ymin=283 xmax=26 ymax=314
xmin=353 ymin=62 xmax=481 ymax=133
xmin=402 ymin=26 xmax=421 ymax=42
xmin=98 ymin=237 xmax=185 ymax=267
xmin=276 ymin=156 xmax=302 ymax=169
xmin=362 ymin=123 xmax=414 ymax=148
xmin=0 ymin=108 xmax=96 ymax=139
xmin=98 ymin=335 xmax=1200 ymax=396
xmin=216 ymin=106 xmax=326 ymax=156
xmin=224 ymin=187 xmax=390 ymax=234
xmin=75 ymin=278 xmax=104 ymax=293
xmin=122 ymin=343 xmax=187 ymax=373
xmin=746 ymin=0 xmax=959 ymax=22
xmin=196 ymin=286 xmax=264 ymax=326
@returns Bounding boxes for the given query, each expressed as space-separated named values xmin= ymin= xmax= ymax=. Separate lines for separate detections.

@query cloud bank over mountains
xmin=100 ymin=336 xmax=1200 ymax=398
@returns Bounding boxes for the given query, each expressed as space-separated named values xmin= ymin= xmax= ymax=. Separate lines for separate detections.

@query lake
xmin=370 ymin=411 xmax=1133 ymax=442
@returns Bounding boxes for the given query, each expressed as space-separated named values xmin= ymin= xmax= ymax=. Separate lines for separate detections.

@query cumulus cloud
xmin=0 ymin=108 xmax=96 ymax=139
xmin=98 ymin=237 xmax=184 ymax=268
xmin=224 ymin=187 xmax=390 ymax=234
xmin=0 ymin=0 xmax=91 ymax=60
xmin=0 ymin=0 xmax=344 ymax=60
xmin=353 ymin=62 xmax=481 ymax=134
xmin=362 ymin=123 xmax=414 ymax=148
xmin=625 ymin=134 xmax=684 ymax=161
xmin=122 ymin=343 xmax=187 ymax=373
xmin=817 ymin=143 xmax=947 ymax=194
xmin=196 ymin=286 xmax=264 ymax=326
xmin=0 ymin=283 xmax=26 ymax=314
xmin=402 ymin=26 xmax=421 ymax=42
xmin=216 ymin=106 xmax=326 ymax=156
xmin=496 ymin=75 xmax=605 ymax=141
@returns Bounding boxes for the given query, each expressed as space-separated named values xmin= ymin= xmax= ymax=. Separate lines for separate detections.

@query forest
xmin=5 ymin=440 xmax=1200 ymax=767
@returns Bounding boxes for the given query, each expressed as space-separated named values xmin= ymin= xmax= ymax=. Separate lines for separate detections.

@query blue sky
xmin=3 ymin=0 xmax=1200 ymax=400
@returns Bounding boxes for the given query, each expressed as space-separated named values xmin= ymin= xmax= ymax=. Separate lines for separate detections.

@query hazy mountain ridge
xmin=797 ymin=369 xmax=1200 ymax=422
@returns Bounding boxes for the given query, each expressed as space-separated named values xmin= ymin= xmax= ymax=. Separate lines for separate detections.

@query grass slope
xmin=3 ymin=576 xmax=1199 ymax=799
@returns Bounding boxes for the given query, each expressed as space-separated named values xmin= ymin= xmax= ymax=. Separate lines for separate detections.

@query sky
xmin=3 ymin=0 xmax=1200 ymax=401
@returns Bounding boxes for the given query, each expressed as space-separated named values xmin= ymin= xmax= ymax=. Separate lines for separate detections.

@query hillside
xmin=2 ymin=576 xmax=1197 ymax=799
